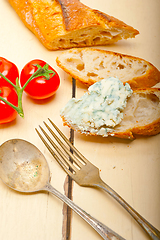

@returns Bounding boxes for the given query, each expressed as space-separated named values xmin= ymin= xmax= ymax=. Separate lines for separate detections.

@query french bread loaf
xmin=60 ymin=78 xmax=160 ymax=139
xmin=8 ymin=0 xmax=139 ymax=50
xmin=56 ymin=48 xmax=160 ymax=88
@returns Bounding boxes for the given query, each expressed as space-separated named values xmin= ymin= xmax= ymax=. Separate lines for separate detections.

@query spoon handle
xmin=43 ymin=183 xmax=125 ymax=240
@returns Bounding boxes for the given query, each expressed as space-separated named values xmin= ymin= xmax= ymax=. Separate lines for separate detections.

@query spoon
xmin=0 ymin=139 xmax=125 ymax=240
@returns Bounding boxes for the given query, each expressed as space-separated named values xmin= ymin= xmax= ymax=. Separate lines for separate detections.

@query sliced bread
xmin=60 ymin=78 xmax=160 ymax=139
xmin=56 ymin=48 xmax=160 ymax=88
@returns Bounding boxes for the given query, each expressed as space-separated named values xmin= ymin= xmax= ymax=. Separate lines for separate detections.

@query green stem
xmin=0 ymin=72 xmax=16 ymax=88
xmin=17 ymin=88 xmax=24 ymax=117
xmin=0 ymin=95 xmax=21 ymax=114
xmin=22 ymin=68 xmax=46 ymax=91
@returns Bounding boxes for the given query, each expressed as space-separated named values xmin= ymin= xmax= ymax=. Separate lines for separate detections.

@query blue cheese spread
xmin=60 ymin=77 xmax=133 ymax=136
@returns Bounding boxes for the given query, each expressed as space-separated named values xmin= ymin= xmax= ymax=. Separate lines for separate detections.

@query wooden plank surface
xmin=0 ymin=0 xmax=159 ymax=240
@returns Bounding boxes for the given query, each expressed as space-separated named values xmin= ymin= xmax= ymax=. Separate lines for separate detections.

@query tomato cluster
xmin=0 ymin=58 xmax=60 ymax=124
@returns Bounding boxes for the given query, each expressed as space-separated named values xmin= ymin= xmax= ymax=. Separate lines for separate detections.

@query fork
xmin=36 ymin=118 xmax=160 ymax=240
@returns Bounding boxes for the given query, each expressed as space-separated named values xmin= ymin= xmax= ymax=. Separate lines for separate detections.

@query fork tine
xmin=36 ymin=125 xmax=79 ymax=172
xmin=35 ymin=128 xmax=76 ymax=175
xmin=48 ymin=118 xmax=89 ymax=164
xmin=43 ymin=121 xmax=84 ymax=168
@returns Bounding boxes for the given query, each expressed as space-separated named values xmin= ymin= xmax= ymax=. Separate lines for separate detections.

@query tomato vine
xmin=0 ymin=63 xmax=55 ymax=118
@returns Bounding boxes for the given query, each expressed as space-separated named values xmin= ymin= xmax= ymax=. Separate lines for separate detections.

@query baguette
xmin=8 ymin=0 xmax=139 ymax=50
xmin=56 ymin=48 xmax=160 ymax=88
xmin=60 ymin=78 xmax=160 ymax=139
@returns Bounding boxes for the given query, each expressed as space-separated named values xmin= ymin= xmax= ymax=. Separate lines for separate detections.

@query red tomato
xmin=0 ymin=86 xmax=18 ymax=124
xmin=0 ymin=57 xmax=19 ymax=87
xmin=20 ymin=59 xmax=60 ymax=99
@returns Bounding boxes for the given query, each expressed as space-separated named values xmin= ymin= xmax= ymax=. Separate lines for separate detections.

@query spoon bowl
xmin=0 ymin=139 xmax=49 ymax=192
xmin=0 ymin=138 xmax=125 ymax=240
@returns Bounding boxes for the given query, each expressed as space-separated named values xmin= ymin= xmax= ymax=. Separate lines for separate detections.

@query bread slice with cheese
xmin=9 ymin=0 xmax=139 ymax=50
xmin=60 ymin=78 xmax=160 ymax=139
xmin=56 ymin=48 xmax=160 ymax=88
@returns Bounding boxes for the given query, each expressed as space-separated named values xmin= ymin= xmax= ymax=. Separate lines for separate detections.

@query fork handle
xmin=95 ymin=179 xmax=160 ymax=240
xmin=43 ymin=183 xmax=126 ymax=240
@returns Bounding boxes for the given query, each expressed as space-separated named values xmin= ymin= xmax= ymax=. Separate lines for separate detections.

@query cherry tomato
xmin=20 ymin=59 xmax=60 ymax=99
xmin=0 ymin=86 xmax=18 ymax=124
xmin=0 ymin=57 xmax=19 ymax=87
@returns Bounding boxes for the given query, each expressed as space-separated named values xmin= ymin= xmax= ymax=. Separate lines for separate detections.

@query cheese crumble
xmin=60 ymin=77 xmax=133 ymax=136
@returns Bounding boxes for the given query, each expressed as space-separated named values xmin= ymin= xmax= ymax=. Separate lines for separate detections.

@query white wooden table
xmin=0 ymin=0 xmax=159 ymax=239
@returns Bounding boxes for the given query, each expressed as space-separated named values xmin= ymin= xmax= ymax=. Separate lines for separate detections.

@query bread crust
xmin=8 ymin=0 xmax=139 ymax=50
xmin=61 ymin=88 xmax=160 ymax=139
xmin=111 ymin=88 xmax=160 ymax=139
xmin=56 ymin=48 xmax=160 ymax=88
xmin=57 ymin=0 xmax=99 ymax=31
xmin=61 ymin=117 xmax=160 ymax=140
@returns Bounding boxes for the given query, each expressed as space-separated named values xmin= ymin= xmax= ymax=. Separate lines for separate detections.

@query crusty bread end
xmin=8 ymin=0 xmax=139 ymax=50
